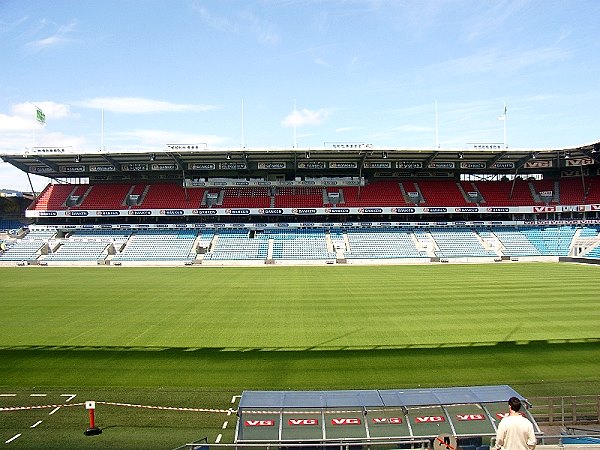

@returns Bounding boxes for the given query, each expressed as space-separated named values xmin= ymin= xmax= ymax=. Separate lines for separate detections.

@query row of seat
xmin=2 ymin=226 xmax=600 ymax=262
xmin=29 ymin=178 xmax=600 ymax=211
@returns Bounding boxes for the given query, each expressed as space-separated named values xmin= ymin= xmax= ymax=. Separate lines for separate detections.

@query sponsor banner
xmin=358 ymin=208 xmax=383 ymax=214
xmin=487 ymin=207 xmax=510 ymax=213
xmin=364 ymin=162 xmax=392 ymax=169
xmin=297 ymin=161 xmax=326 ymax=170
xmin=372 ymin=417 xmax=403 ymax=424
xmin=524 ymin=160 xmax=552 ymax=168
xmin=96 ymin=210 xmax=120 ymax=216
xmin=226 ymin=208 xmax=251 ymax=215
xmin=65 ymin=210 xmax=88 ymax=217
xmin=591 ymin=204 xmax=600 ymax=211
xmin=414 ymin=416 xmax=446 ymax=423
xmin=244 ymin=420 xmax=275 ymax=427
xmin=259 ymin=208 xmax=284 ymax=215
xmin=456 ymin=414 xmax=485 ymax=421
xmin=539 ymin=191 xmax=553 ymax=196
xmin=329 ymin=162 xmax=358 ymax=169
xmin=161 ymin=209 xmax=185 ymax=216
xmin=454 ymin=207 xmax=479 ymax=213
xmin=258 ymin=162 xmax=286 ymax=169
xmin=32 ymin=166 xmax=54 ymax=174
xmin=397 ymin=161 xmax=423 ymax=169
xmin=329 ymin=142 xmax=373 ymax=149
xmin=393 ymin=207 xmax=416 ymax=214
xmin=166 ymin=144 xmax=203 ymax=150
xmin=326 ymin=208 xmax=350 ymax=214
xmin=460 ymin=162 xmax=486 ymax=169
xmin=60 ymin=165 xmax=85 ymax=173
xmin=151 ymin=163 xmax=178 ymax=171
xmin=128 ymin=210 xmax=152 ymax=215
xmin=491 ymin=162 xmax=515 ymax=169
xmin=424 ymin=207 xmax=448 ymax=213
xmin=429 ymin=162 xmax=455 ymax=169
xmin=331 ymin=418 xmax=361 ymax=425
xmin=123 ymin=163 xmax=148 ymax=171
xmin=469 ymin=143 xmax=503 ymax=150
xmin=38 ymin=211 xmax=57 ymax=216
xmin=288 ymin=419 xmax=319 ymax=426
xmin=32 ymin=146 xmax=68 ymax=154
xmin=561 ymin=205 xmax=585 ymax=212
xmin=566 ymin=157 xmax=594 ymax=167
xmin=220 ymin=162 xmax=247 ymax=170
xmin=562 ymin=168 xmax=590 ymax=177
xmin=189 ymin=163 xmax=215 ymax=170
xmin=89 ymin=165 xmax=116 ymax=172
xmin=292 ymin=208 xmax=317 ymax=215
xmin=234 ymin=181 xmax=250 ymax=186
xmin=533 ymin=206 xmax=556 ymax=213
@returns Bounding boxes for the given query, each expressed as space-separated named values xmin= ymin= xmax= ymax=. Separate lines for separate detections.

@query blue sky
xmin=1 ymin=0 xmax=600 ymax=191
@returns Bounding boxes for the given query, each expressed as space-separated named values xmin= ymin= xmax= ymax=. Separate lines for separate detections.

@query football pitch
xmin=1 ymin=263 xmax=599 ymax=449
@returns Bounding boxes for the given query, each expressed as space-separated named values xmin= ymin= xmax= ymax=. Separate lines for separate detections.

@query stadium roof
xmin=1 ymin=141 xmax=599 ymax=180
xmin=238 ymin=385 xmax=526 ymax=409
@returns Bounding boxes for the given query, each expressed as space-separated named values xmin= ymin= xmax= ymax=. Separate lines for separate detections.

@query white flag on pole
xmin=497 ymin=104 xmax=507 ymax=121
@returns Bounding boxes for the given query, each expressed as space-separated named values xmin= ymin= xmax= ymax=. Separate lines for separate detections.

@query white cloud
xmin=12 ymin=101 xmax=73 ymax=120
xmin=26 ymin=19 xmax=78 ymax=52
xmin=0 ymin=114 xmax=33 ymax=132
xmin=282 ymin=108 xmax=331 ymax=128
xmin=76 ymin=97 xmax=218 ymax=114
xmin=0 ymin=102 xmax=74 ymax=133
xmin=238 ymin=11 xmax=280 ymax=45
xmin=0 ymin=15 xmax=29 ymax=33
xmin=335 ymin=126 xmax=360 ymax=133
xmin=192 ymin=3 xmax=279 ymax=45
xmin=431 ymin=45 xmax=568 ymax=76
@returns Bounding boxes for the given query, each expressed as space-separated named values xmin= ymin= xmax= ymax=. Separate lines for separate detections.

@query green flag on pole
xmin=35 ymin=107 xmax=46 ymax=125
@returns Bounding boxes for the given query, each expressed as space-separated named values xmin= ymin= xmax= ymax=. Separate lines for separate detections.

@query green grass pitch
xmin=1 ymin=263 xmax=599 ymax=449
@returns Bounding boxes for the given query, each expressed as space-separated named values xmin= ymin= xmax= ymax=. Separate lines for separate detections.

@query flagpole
xmin=101 ymin=107 xmax=104 ymax=151
xmin=293 ymin=99 xmax=297 ymax=149
xmin=503 ymin=102 xmax=507 ymax=149
xmin=435 ymin=100 xmax=439 ymax=148
xmin=241 ymin=99 xmax=245 ymax=149
xmin=33 ymin=105 xmax=37 ymax=149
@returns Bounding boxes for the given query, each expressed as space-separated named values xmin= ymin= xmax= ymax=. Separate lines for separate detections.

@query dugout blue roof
xmin=235 ymin=385 xmax=539 ymax=444
xmin=238 ymin=385 xmax=526 ymax=409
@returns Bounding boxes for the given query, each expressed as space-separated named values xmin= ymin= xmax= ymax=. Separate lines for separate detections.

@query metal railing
xmin=530 ymin=396 xmax=600 ymax=425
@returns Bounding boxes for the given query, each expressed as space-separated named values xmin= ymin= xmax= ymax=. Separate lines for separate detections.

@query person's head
xmin=508 ymin=396 xmax=522 ymax=412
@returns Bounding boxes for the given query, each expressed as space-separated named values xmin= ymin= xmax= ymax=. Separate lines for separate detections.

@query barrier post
xmin=84 ymin=401 xmax=102 ymax=436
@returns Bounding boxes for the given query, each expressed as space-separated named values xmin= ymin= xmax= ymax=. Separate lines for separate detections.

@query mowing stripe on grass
xmin=5 ymin=433 xmax=21 ymax=444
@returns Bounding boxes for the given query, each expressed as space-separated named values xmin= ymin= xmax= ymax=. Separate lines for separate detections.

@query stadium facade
xmin=2 ymin=142 xmax=600 ymax=265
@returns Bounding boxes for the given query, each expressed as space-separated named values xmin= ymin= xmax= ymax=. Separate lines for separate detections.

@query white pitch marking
xmin=0 ymin=394 xmax=17 ymax=397
xmin=231 ymin=395 xmax=241 ymax=404
xmin=30 ymin=393 xmax=47 ymax=397
xmin=222 ymin=421 xmax=228 ymax=429
xmin=5 ymin=433 xmax=21 ymax=444
xmin=61 ymin=394 xmax=77 ymax=402
xmin=31 ymin=420 xmax=43 ymax=428
xmin=215 ymin=434 xmax=222 ymax=444
xmin=49 ymin=406 xmax=61 ymax=415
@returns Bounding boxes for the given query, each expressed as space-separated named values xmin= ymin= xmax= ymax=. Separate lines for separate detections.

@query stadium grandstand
xmin=2 ymin=141 xmax=600 ymax=266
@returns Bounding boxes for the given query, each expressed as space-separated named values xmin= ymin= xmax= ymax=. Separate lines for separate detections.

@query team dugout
xmin=235 ymin=385 xmax=541 ymax=446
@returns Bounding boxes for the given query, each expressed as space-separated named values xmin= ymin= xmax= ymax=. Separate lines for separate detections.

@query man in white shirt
xmin=495 ymin=397 xmax=536 ymax=450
